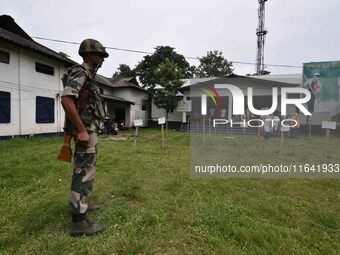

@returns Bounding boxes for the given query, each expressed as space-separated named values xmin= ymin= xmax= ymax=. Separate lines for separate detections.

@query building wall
xmin=184 ymin=84 xmax=298 ymax=118
xmin=0 ymin=41 xmax=20 ymax=135
xmin=0 ymin=40 xmax=67 ymax=137
xmin=129 ymin=89 xmax=148 ymax=127
xmin=152 ymin=81 xmax=300 ymax=123
xmin=112 ymin=88 xmax=148 ymax=127
xmin=151 ymin=99 xmax=183 ymax=122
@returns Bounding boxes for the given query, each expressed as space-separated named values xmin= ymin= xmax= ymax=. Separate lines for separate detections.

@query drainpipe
xmin=18 ymin=47 xmax=22 ymax=136
xmin=57 ymin=64 xmax=60 ymax=134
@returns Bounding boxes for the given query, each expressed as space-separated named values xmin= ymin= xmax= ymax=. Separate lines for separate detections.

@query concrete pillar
xmin=228 ymin=95 xmax=232 ymax=122
xmin=182 ymin=111 xmax=187 ymax=123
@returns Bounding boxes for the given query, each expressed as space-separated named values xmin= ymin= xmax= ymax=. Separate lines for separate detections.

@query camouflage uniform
xmin=61 ymin=62 xmax=105 ymax=216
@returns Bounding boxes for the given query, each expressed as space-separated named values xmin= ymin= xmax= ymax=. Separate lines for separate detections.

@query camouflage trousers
xmin=70 ymin=131 xmax=98 ymax=215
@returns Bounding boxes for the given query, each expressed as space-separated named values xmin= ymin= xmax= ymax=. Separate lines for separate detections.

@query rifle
xmin=57 ymin=132 xmax=73 ymax=162
xmin=57 ymin=117 xmax=76 ymax=162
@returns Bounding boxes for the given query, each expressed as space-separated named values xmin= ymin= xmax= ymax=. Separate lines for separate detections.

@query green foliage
xmin=258 ymin=70 xmax=271 ymax=75
xmin=135 ymin=46 xmax=193 ymax=89
xmin=58 ymin=51 xmax=70 ymax=58
xmin=196 ymin=50 xmax=233 ymax=78
xmin=112 ymin=64 xmax=136 ymax=78
xmin=331 ymin=113 xmax=340 ymax=122
xmin=153 ymin=59 xmax=184 ymax=115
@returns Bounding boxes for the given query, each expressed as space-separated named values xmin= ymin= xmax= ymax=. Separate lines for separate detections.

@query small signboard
xmin=134 ymin=119 xmax=143 ymax=127
xmin=177 ymin=100 xmax=192 ymax=112
xmin=158 ymin=117 xmax=166 ymax=125
xmin=281 ymin=126 xmax=290 ymax=132
xmin=322 ymin=121 xmax=336 ymax=130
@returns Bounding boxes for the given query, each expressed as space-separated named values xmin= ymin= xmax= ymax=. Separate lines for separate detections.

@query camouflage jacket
xmin=61 ymin=63 xmax=106 ymax=132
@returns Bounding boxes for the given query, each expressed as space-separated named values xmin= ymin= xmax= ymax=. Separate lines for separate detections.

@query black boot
xmin=71 ymin=214 xmax=105 ymax=237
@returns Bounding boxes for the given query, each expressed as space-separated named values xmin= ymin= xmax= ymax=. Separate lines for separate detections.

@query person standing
xmin=291 ymin=109 xmax=300 ymax=138
xmin=61 ymin=39 xmax=108 ymax=236
xmin=263 ymin=113 xmax=273 ymax=140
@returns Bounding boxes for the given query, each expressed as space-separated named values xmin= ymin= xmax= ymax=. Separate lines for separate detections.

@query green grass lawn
xmin=0 ymin=129 xmax=339 ymax=254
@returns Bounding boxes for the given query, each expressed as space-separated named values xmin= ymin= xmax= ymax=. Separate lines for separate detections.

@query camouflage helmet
xmin=78 ymin=39 xmax=109 ymax=58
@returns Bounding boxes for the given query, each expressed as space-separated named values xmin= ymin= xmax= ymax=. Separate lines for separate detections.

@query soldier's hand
xmin=77 ymin=131 xmax=90 ymax=147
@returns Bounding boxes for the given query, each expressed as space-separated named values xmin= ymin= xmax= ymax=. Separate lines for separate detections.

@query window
xmin=36 ymin=96 xmax=54 ymax=123
xmin=141 ymin=99 xmax=148 ymax=111
xmin=35 ymin=62 xmax=54 ymax=76
xmin=0 ymin=50 xmax=10 ymax=64
xmin=0 ymin=91 xmax=10 ymax=123
xmin=99 ymin=88 xmax=104 ymax=94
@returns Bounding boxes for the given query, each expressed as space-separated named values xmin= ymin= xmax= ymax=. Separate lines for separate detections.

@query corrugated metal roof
xmin=0 ymin=25 xmax=75 ymax=66
xmin=180 ymin=74 xmax=298 ymax=91
xmin=95 ymin=74 xmax=114 ymax=87
xmin=109 ymin=77 xmax=149 ymax=93
xmin=0 ymin=15 xmax=32 ymax=40
xmin=251 ymin=74 xmax=301 ymax=85
xmin=101 ymin=94 xmax=134 ymax=104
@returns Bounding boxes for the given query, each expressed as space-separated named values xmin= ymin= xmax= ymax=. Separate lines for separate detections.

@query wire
xmin=232 ymin=61 xmax=301 ymax=68
xmin=32 ymin=36 xmax=302 ymax=69
xmin=33 ymin=36 xmax=156 ymax=55
xmin=0 ymin=80 xmax=61 ymax=93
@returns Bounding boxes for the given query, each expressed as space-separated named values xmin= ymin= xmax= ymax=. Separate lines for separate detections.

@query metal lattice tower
xmin=256 ymin=0 xmax=268 ymax=74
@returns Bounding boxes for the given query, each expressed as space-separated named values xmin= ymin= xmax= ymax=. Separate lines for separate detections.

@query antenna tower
xmin=256 ymin=0 xmax=268 ymax=74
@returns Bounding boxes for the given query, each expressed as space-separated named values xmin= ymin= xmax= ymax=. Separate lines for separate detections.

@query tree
xmin=196 ymin=50 xmax=233 ymax=78
xmin=135 ymin=46 xmax=193 ymax=90
xmin=112 ymin=64 xmax=136 ymax=78
xmin=153 ymin=58 xmax=184 ymax=130
xmin=258 ymin=70 xmax=271 ymax=75
xmin=58 ymin=51 xmax=70 ymax=58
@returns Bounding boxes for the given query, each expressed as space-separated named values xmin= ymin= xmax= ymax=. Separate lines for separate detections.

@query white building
xmin=151 ymin=75 xmax=301 ymax=128
xmin=99 ymin=76 xmax=150 ymax=128
xmin=151 ymin=78 xmax=214 ymax=126
xmin=180 ymin=74 xmax=299 ymax=122
xmin=0 ymin=15 xmax=74 ymax=138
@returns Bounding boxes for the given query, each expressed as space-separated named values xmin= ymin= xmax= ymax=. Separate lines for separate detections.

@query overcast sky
xmin=3 ymin=0 xmax=340 ymax=77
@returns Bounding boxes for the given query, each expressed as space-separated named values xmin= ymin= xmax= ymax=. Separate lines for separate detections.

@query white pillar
xmin=182 ymin=112 xmax=187 ymax=123
xmin=228 ymin=95 xmax=232 ymax=122
xmin=182 ymin=95 xmax=187 ymax=123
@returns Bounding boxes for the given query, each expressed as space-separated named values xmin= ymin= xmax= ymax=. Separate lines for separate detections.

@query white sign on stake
xmin=158 ymin=117 xmax=166 ymax=125
xmin=322 ymin=121 xmax=336 ymax=130
xmin=281 ymin=126 xmax=290 ymax=132
xmin=177 ymin=100 xmax=192 ymax=112
xmin=134 ymin=119 xmax=143 ymax=127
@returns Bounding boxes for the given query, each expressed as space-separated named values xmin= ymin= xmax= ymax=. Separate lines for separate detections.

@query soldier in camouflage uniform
xmin=61 ymin=39 xmax=108 ymax=236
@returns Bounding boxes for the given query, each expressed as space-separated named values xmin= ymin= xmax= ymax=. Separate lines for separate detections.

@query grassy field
xmin=0 ymin=129 xmax=339 ymax=254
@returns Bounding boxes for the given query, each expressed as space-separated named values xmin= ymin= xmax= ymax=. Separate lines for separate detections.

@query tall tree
xmin=135 ymin=46 xmax=193 ymax=90
xmin=112 ymin=64 xmax=136 ymax=78
xmin=196 ymin=50 xmax=233 ymax=78
xmin=153 ymin=58 xmax=184 ymax=130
